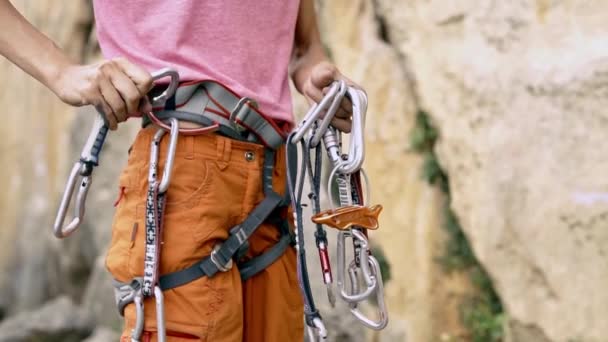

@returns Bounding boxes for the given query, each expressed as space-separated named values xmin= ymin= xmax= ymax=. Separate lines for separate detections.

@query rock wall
xmin=374 ymin=0 xmax=608 ymax=341
xmin=315 ymin=1 xmax=475 ymax=341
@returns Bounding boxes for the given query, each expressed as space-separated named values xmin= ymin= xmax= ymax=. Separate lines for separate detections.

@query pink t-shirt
xmin=93 ymin=0 xmax=300 ymax=124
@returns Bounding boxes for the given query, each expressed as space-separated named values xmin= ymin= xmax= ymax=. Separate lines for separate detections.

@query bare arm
xmin=0 ymin=1 xmax=72 ymax=90
xmin=0 ymin=1 xmax=152 ymax=129
xmin=290 ymin=0 xmax=359 ymax=132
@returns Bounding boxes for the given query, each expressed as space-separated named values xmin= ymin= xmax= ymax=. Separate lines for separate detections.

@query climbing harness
xmin=107 ymin=71 xmax=294 ymax=340
xmin=53 ymin=68 xmax=180 ymax=238
xmin=286 ymin=80 xmax=389 ymax=340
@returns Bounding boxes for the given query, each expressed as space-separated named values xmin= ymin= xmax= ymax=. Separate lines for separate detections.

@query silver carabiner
xmin=53 ymin=68 xmax=180 ymax=239
xmin=154 ymin=286 xmax=167 ymax=342
xmin=291 ymin=82 xmax=342 ymax=143
xmin=53 ymin=114 xmax=106 ymax=238
xmin=149 ymin=118 xmax=179 ymax=194
xmin=149 ymin=68 xmax=180 ymax=107
xmin=335 ymin=87 xmax=367 ymax=174
xmin=327 ymin=165 xmax=371 ymax=209
xmin=310 ymin=81 xmax=347 ymax=147
xmin=338 ymin=230 xmax=377 ymax=303
xmin=348 ymin=255 xmax=389 ymax=330
xmin=131 ymin=291 xmax=144 ymax=342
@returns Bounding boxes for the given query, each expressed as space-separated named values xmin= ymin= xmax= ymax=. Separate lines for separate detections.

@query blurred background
xmin=1 ymin=1 xmax=607 ymax=341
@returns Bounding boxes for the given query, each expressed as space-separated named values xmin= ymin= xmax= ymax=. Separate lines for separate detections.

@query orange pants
xmin=106 ymin=127 xmax=304 ymax=341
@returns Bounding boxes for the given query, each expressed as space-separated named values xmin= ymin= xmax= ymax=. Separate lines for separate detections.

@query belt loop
xmin=185 ymin=136 xmax=194 ymax=160
xmin=216 ymin=137 xmax=232 ymax=170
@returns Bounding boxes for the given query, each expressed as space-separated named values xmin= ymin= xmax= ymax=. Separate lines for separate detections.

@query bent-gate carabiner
xmin=53 ymin=68 xmax=180 ymax=238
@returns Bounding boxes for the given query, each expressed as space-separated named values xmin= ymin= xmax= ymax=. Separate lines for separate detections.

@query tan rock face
xmin=317 ymin=1 xmax=474 ymax=341
xmin=0 ymin=0 xmax=93 ymax=313
xmin=376 ymin=0 xmax=608 ymax=341
xmin=0 ymin=0 xmax=136 ymax=320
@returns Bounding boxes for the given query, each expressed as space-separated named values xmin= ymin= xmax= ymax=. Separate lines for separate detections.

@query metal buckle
xmin=210 ymin=244 xmax=233 ymax=272
xmin=229 ymin=97 xmax=258 ymax=132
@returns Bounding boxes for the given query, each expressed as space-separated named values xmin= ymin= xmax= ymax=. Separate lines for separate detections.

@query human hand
xmin=50 ymin=58 xmax=154 ymax=130
xmin=301 ymin=61 xmax=363 ymax=133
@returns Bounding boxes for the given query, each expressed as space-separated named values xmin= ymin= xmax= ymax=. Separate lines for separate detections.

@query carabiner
xmin=53 ymin=68 xmax=180 ymax=239
xmin=340 ymin=230 xmax=377 ymax=303
xmin=348 ymin=255 xmax=389 ymax=330
xmin=336 ymin=231 xmax=377 ymax=304
xmin=327 ymin=166 xmax=371 ymax=209
xmin=131 ymin=291 xmax=144 ymax=342
xmin=154 ymin=286 xmax=167 ymax=342
xmin=310 ymin=80 xmax=347 ymax=147
xmin=336 ymin=87 xmax=367 ymax=174
xmin=53 ymin=114 xmax=106 ymax=238
xmin=148 ymin=118 xmax=179 ymax=194
xmin=292 ymin=82 xmax=342 ymax=143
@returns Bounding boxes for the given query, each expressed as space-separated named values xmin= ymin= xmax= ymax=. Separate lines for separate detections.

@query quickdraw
xmin=54 ymin=68 xmax=181 ymax=342
xmin=287 ymin=81 xmax=389 ymax=340
xmin=129 ymin=118 xmax=180 ymax=342
xmin=53 ymin=68 xmax=180 ymax=238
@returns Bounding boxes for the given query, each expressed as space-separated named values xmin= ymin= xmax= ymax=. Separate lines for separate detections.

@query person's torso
xmin=93 ymin=0 xmax=301 ymax=123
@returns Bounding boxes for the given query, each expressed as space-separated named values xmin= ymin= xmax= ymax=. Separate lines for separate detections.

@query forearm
xmin=0 ymin=1 xmax=72 ymax=91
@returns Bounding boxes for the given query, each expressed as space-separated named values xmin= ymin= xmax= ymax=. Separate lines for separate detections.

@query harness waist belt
xmin=144 ymin=80 xmax=288 ymax=150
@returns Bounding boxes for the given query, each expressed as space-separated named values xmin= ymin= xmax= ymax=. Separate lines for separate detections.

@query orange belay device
xmin=312 ymin=205 xmax=383 ymax=231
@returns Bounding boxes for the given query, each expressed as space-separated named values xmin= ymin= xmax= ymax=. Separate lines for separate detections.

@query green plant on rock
xmin=410 ymin=110 xmax=504 ymax=342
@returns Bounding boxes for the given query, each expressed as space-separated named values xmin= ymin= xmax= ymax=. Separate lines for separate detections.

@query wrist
xmin=45 ymin=59 xmax=75 ymax=97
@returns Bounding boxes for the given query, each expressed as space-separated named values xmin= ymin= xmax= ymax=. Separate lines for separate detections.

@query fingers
xmin=331 ymin=117 xmax=352 ymax=133
xmin=91 ymin=58 xmax=154 ymax=128
xmin=310 ymin=61 xmax=338 ymax=90
xmin=90 ymin=91 xmax=118 ymax=130
xmin=137 ymin=96 xmax=153 ymax=115
xmin=114 ymin=57 xmax=154 ymax=95
xmin=108 ymin=67 xmax=144 ymax=115
xmin=97 ymin=76 xmax=124 ymax=130
xmin=303 ymin=62 xmax=337 ymax=103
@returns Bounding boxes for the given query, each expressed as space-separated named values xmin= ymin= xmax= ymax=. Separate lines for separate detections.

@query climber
xmin=0 ymin=0 xmax=363 ymax=341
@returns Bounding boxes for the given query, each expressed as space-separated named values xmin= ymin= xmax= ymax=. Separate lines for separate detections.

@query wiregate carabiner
xmin=291 ymin=82 xmax=342 ymax=144
xmin=310 ymin=81 xmax=347 ymax=147
xmin=336 ymin=87 xmax=367 ymax=174
xmin=337 ymin=230 xmax=378 ymax=303
xmin=348 ymin=255 xmax=389 ymax=330
xmin=53 ymin=68 xmax=180 ymax=238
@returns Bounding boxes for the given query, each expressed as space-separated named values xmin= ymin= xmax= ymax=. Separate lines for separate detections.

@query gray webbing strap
xmin=157 ymin=149 xmax=287 ymax=290
xmin=148 ymin=81 xmax=286 ymax=150
xmin=145 ymin=110 xmax=244 ymax=141
xmin=238 ymin=220 xmax=294 ymax=281
xmin=158 ymin=191 xmax=283 ymax=290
